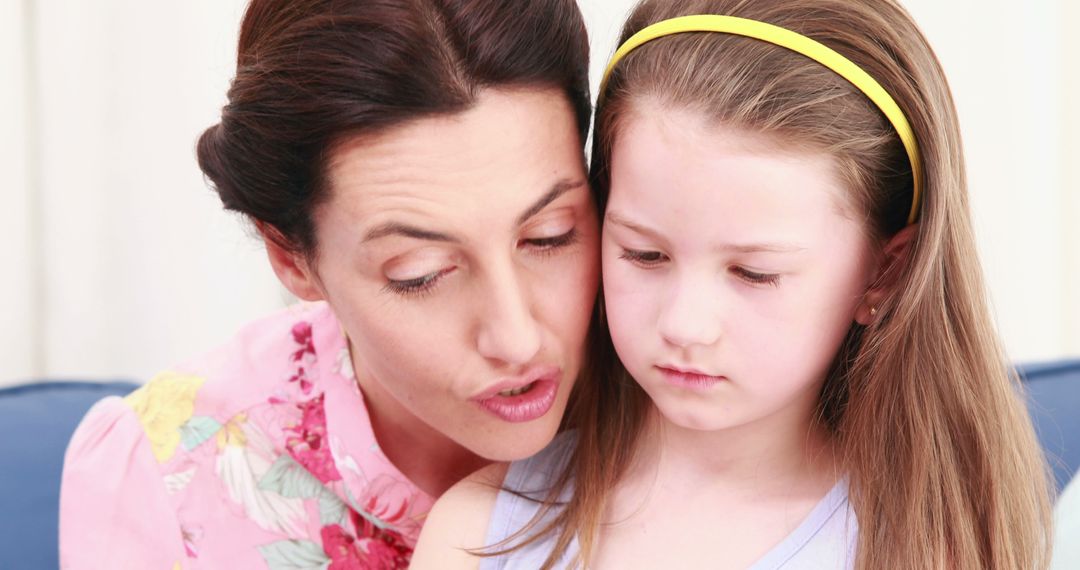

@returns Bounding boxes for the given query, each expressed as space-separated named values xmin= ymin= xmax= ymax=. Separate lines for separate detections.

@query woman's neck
xmin=351 ymin=350 xmax=489 ymax=498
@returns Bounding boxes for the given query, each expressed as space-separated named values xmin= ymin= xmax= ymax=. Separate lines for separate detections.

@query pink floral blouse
xmin=60 ymin=302 xmax=434 ymax=569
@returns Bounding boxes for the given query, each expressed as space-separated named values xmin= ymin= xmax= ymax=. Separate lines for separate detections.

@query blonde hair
xmin=497 ymin=0 xmax=1055 ymax=568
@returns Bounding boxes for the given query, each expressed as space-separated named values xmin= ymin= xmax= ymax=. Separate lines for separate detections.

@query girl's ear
xmin=259 ymin=222 xmax=326 ymax=302
xmin=855 ymin=224 xmax=918 ymax=325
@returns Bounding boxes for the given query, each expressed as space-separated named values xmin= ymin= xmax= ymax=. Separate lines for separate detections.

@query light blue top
xmin=1051 ymin=475 xmax=1080 ymax=570
xmin=480 ymin=433 xmax=858 ymax=569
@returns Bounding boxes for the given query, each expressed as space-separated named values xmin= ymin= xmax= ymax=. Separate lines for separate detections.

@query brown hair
xmin=516 ymin=0 xmax=1054 ymax=568
xmin=196 ymin=0 xmax=592 ymax=257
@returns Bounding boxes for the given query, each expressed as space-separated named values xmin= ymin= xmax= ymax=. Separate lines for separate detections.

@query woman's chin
xmin=465 ymin=417 xmax=564 ymax=463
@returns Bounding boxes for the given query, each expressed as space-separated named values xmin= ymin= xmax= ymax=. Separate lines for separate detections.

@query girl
xmin=413 ymin=0 xmax=1053 ymax=568
xmin=60 ymin=0 xmax=602 ymax=567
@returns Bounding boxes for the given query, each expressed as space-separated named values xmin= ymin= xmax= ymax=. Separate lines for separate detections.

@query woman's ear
xmin=259 ymin=222 xmax=325 ymax=302
xmin=855 ymin=224 xmax=918 ymax=325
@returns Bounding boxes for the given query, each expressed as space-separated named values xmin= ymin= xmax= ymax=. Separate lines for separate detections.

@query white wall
xmin=904 ymin=0 xmax=1072 ymax=362
xmin=0 ymin=0 xmax=37 ymax=383
xmin=1062 ymin=0 xmax=1080 ymax=358
xmin=0 ymin=0 xmax=1076 ymax=387
xmin=2 ymin=0 xmax=290 ymax=386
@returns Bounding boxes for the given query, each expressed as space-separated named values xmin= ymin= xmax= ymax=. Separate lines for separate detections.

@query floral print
xmin=321 ymin=510 xmax=412 ymax=570
xmin=60 ymin=303 xmax=433 ymax=569
xmin=285 ymin=394 xmax=343 ymax=484
xmin=124 ymin=372 xmax=205 ymax=463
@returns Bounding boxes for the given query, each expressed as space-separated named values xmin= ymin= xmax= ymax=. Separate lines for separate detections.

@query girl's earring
xmin=870 ymin=306 xmax=878 ymax=317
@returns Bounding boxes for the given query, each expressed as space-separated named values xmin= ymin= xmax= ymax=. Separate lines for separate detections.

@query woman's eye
xmin=619 ymin=248 xmax=668 ymax=267
xmin=522 ymin=229 xmax=578 ymax=253
xmin=731 ymin=266 xmax=781 ymax=287
xmin=384 ymin=268 xmax=455 ymax=298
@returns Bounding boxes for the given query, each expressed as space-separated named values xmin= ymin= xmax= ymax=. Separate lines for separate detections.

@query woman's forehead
xmin=317 ymin=89 xmax=587 ymax=237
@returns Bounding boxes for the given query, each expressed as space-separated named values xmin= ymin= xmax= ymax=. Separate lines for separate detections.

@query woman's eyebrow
xmin=363 ymin=179 xmax=585 ymax=244
xmin=516 ymin=179 xmax=587 ymax=226
xmin=363 ymin=222 xmax=458 ymax=244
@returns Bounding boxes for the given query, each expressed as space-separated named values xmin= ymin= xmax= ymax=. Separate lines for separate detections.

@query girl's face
xmin=603 ymin=105 xmax=878 ymax=434
xmin=279 ymin=89 xmax=599 ymax=461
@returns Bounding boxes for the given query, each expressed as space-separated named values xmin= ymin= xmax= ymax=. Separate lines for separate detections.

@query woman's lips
xmin=656 ymin=365 xmax=726 ymax=390
xmin=472 ymin=368 xmax=561 ymax=423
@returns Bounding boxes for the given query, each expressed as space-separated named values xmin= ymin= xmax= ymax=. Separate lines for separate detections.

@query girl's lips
xmin=473 ymin=369 xmax=561 ymax=423
xmin=657 ymin=366 xmax=726 ymax=390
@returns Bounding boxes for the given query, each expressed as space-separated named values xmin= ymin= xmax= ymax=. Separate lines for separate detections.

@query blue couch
xmin=0 ymin=381 xmax=139 ymax=570
xmin=1 ymin=360 xmax=1077 ymax=569
xmin=1019 ymin=359 xmax=1080 ymax=491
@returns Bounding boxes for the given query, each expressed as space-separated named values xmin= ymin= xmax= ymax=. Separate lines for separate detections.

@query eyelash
xmin=619 ymin=248 xmax=668 ymax=267
xmin=523 ymin=228 xmax=579 ymax=255
xmin=619 ymin=249 xmax=781 ymax=287
xmin=383 ymin=268 xmax=454 ymax=298
xmin=730 ymin=266 xmax=781 ymax=287
xmin=385 ymin=229 xmax=579 ymax=298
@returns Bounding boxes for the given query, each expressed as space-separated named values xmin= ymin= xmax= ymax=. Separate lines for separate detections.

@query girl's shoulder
xmin=411 ymin=461 xmax=511 ymax=569
xmin=412 ymin=431 xmax=579 ymax=569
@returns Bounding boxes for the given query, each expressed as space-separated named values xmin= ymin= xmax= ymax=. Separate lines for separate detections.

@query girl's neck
xmin=634 ymin=397 xmax=840 ymax=494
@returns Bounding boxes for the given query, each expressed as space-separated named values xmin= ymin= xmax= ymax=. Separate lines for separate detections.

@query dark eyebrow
xmin=363 ymin=223 xmax=458 ymax=243
xmin=516 ymin=179 xmax=587 ymax=226
xmin=362 ymin=179 xmax=586 ymax=244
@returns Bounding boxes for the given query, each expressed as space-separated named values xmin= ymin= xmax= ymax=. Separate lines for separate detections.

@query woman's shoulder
xmin=75 ymin=300 xmax=359 ymax=466
xmin=59 ymin=394 xmax=190 ymax=566
xmin=61 ymin=301 xmax=432 ymax=567
xmin=64 ymin=302 xmax=346 ymax=485
xmin=135 ymin=301 xmax=345 ymax=417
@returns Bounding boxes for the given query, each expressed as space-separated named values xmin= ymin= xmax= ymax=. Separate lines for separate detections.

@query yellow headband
xmin=601 ymin=15 xmax=922 ymax=225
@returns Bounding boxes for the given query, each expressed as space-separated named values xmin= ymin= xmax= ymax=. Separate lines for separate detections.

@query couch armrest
xmin=0 ymin=381 xmax=139 ymax=570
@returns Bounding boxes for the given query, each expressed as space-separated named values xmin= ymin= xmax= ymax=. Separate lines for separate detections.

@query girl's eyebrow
xmin=719 ymin=243 xmax=807 ymax=254
xmin=606 ymin=211 xmax=805 ymax=253
xmin=605 ymin=211 xmax=663 ymax=241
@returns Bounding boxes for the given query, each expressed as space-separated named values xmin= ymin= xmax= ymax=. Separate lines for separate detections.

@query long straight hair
xmin=511 ymin=0 xmax=1053 ymax=568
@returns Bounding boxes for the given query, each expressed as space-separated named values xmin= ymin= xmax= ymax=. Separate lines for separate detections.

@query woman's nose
xmin=476 ymin=265 xmax=542 ymax=366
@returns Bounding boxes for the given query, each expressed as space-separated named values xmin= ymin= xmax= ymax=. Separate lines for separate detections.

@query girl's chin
xmin=649 ymin=399 xmax=738 ymax=433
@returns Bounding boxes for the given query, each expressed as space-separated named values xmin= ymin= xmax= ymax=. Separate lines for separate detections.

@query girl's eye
xmin=522 ymin=228 xmax=578 ymax=254
xmin=619 ymin=248 xmax=668 ymax=267
xmin=731 ymin=266 xmax=781 ymax=287
xmin=384 ymin=267 xmax=456 ymax=298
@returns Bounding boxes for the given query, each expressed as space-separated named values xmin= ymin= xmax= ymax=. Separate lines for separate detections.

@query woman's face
xmin=602 ymin=105 xmax=878 ymax=436
xmin=300 ymin=89 xmax=599 ymax=461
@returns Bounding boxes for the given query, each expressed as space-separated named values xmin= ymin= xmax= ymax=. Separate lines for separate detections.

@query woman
xmin=59 ymin=0 xmax=599 ymax=568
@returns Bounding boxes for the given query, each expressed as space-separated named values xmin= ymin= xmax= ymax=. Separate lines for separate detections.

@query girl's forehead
xmin=607 ymin=111 xmax=868 ymax=251
xmin=613 ymin=115 xmax=841 ymax=206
